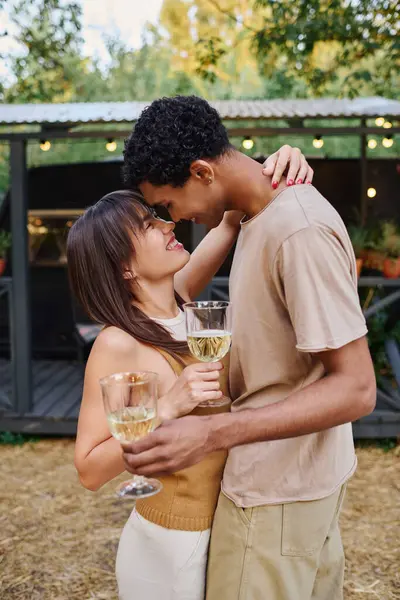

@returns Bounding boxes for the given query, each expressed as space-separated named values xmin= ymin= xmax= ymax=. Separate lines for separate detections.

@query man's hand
xmin=263 ymin=145 xmax=314 ymax=189
xmin=122 ymin=416 xmax=213 ymax=477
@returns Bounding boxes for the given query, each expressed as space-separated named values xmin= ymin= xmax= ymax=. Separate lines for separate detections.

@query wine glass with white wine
xmin=100 ymin=371 xmax=162 ymax=499
xmin=183 ymin=301 xmax=231 ymax=408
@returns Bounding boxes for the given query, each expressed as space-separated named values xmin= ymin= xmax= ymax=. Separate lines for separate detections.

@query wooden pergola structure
xmin=0 ymin=97 xmax=399 ymax=435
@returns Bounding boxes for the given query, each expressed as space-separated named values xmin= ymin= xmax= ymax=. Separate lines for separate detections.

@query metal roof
xmin=0 ymin=97 xmax=399 ymax=127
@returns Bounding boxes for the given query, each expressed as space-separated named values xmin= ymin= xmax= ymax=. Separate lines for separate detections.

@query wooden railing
xmin=209 ymin=276 xmax=400 ymax=438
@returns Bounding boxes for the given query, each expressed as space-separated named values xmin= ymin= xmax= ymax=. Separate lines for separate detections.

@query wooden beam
xmin=0 ymin=126 xmax=399 ymax=141
xmin=10 ymin=140 xmax=32 ymax=414
xmin=227 ymin=126 xmax=400 ymax=137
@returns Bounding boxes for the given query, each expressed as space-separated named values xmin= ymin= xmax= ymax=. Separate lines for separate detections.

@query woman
xmin=68 ymin=150 xmax=313 ymax=600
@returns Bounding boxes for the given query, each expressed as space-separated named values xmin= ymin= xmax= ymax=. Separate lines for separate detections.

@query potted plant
xmin=362 ymin=223 xmax=385 ymax=272
xmin=0 ymin=230 xmax=12 ymax=276
xmin=348 ymin=225 xmax=367 ymax=277
xmin=379 ymin=222 xmax=400 ymax=279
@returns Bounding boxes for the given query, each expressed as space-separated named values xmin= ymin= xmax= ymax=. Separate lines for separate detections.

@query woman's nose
xmin=162 ymin=220 xmax=175 ymax=233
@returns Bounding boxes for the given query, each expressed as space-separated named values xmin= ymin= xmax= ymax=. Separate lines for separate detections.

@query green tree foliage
xmin=195 ymin=0 xmax=400 ymax=97
xmin=1 ymin=0 xmax=83 ymax=103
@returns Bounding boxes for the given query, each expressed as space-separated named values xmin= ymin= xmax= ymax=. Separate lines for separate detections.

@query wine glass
xmin=100 ymin=371 xmax=163 ymax=499
xmin=183 ymin=301 xmax=231 ymax=408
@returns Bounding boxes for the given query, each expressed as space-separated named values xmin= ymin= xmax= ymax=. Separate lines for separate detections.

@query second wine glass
xmin=100 ymin=371 xmax=163 ymax=499
xmin=183 ymin=301 xmax=231 ymax=408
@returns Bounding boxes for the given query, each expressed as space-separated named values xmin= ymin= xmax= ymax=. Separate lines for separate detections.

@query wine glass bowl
xmin=100 ymin=371 xmax=162 ymax=499
xmin=183 ymin=301 xmax=232 ymax=408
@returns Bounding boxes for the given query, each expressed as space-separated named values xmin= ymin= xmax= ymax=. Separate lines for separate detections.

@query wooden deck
xmin=0 ymin=358 xmax=84 ymax=435
xmin=0 ymin=356 xmax=399 ymax=438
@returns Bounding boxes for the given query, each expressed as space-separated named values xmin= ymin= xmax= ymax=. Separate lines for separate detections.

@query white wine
xmin=187 ymin=330 xmax=231 ymax=362
xmin=107 ymin=406 xmax=157 ymax=443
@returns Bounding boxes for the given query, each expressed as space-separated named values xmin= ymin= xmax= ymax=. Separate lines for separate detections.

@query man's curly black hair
xmin=123 ymin=95 xmax=233 ymax=189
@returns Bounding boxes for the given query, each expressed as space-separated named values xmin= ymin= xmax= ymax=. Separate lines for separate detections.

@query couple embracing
xmin=69 ymin=96 xmax=376 ymax=600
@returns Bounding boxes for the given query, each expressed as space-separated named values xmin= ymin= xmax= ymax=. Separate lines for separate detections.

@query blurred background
xmin=0 ymin=3 xmax=399 ymax=599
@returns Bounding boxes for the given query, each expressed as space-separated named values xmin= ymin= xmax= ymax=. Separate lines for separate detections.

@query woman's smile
xmin=166 ymin=234 xmax=184 ymax=251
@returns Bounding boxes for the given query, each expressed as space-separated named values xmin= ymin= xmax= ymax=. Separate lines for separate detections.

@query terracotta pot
xmin=0 ymin=258 xmax=6 ymax=276
xmin=356 ymin=258 xmax=363 ymax=278
xmin=362 ymin=249 xmax=385 ymax=272
xmin=383 ymin=257 xmax=400 ymax=279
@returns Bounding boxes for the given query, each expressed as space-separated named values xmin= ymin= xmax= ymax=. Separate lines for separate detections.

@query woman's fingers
xmin=295 ymin=156 xmax=309 ymax=185
xmin=200 ymin=370 xmax=222 ymax=382
xmin=198 ymin=390 xmax=223 ymax=402
xmin=262 ymin=151 xmax=278 ymax=176
xmin=192 ymin=379 xmax=220 ymax=392
xmin=194 ymin=361 xmax=223 ymax=371
xmin=269 ymin=145 xmax=292 ymax=187
xmin=262 ymin=146 xmax=315 ymax=187
xmin=285 ymin=148 xmax=302 ymax=185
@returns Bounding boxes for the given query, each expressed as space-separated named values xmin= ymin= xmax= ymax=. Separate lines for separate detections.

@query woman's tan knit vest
xmin=136 ymin=350 xmax=230 ymax=531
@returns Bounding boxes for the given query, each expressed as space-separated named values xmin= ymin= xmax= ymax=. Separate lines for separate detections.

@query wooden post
xmin=360 ymin=118 xmax=368 ymax=225
xmin=10 ymin=140 xmax=32 ymax=414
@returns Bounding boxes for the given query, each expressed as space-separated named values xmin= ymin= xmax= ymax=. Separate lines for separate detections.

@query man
xmin=122 ymin=96 xmax=376 ymax=600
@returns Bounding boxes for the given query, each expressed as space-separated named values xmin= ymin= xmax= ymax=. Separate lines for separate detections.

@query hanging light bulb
xmin=106 ymin=138 xmax=117 ymax=152
xmin=367 ymin=138 xmax=377 ymax=149
xmin=382 ymin=135 xmax=394 ymax=148
xmin=383 ymin=121 xmax=393 ymax=129
xmin=312 ymin=135 xmax=324 ymax=149
xmin=367 ymin=187 xmax=377 ymax=198
xmin=39 ymin=140 xmax=51 ymax=152
xmin=242 ymin=136 xmax=254 ymax=150
xmin=375 ymin=117 xmax=385 ymax=127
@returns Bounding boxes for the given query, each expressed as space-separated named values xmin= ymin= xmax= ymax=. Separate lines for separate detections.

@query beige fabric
xmin=117 ymin=509 xmax=210 ymax=600
xmin=206 ymin=486 xmax=347 ymax=600
xmin=224 ymin=185 xmax=367 ymax=506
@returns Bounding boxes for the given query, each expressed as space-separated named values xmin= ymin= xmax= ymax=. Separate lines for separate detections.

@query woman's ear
xmin=123 ymin=270 xmax=135 ymax=280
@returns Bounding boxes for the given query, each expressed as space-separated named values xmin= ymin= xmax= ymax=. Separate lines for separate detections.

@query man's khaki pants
xmin=206 ymin=486 xmax=347 ymax=600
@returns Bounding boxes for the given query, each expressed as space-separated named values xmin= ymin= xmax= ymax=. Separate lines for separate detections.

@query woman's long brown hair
xmin=67 ymin=189 xmax=189 ymax=361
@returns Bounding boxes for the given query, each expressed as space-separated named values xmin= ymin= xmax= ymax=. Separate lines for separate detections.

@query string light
xmin=312 ymin=135 xmax=324 ymax=149
xmin=367 ymin=138 xmax=377 ymax=149
xmin=105 ymin=138 xmax=117 ymax=152
xmin=39 ymin=140 xmax=51 ymax=152
xmin=382 ymin=135 xmax=394 ymax=148
xmin=375 ymin=117 xmax=385 ymax=127
xmin=367 ymin=187 xmax=377 ymax=198
xmin=383 ymin=121 xmax=393 ymax=129
xmin=242 ymin=136 xmax=254 ymax=150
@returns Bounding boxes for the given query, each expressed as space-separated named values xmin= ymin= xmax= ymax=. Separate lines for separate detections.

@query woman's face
xmin=129 ymin=216 xmax=190 ymax=282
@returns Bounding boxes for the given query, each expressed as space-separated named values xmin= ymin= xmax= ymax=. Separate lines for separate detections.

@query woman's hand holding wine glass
xmin=158 ymin=361 xmax=224 ymax=420
xmin=183 ymin=301 xmax=232 ymax=408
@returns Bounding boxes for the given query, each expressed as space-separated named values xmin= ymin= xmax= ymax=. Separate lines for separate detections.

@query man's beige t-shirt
xmin=222 ymin=184 xmax=367 ymax=507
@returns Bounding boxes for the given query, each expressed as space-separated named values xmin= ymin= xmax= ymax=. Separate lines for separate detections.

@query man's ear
xmin=190 ymin=160 xmax=215 ymax=185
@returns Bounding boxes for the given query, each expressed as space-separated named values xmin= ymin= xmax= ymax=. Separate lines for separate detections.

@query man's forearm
xmin=208 ymin=372 xmax=376 ymax=453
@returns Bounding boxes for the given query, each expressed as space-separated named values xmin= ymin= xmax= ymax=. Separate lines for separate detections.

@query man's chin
xmin=191 ymin=214 xmax=223 ymax=229
xmin=204 ymin=215 xmax=224 ymax=230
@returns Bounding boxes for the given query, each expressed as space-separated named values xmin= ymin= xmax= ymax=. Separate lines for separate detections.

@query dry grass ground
xmin=0 ymin=439 xmax=399 ymax=600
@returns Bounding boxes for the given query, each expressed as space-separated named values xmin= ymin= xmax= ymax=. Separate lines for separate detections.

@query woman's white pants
xmin=116 ymin=509 xmax=210 ymax=600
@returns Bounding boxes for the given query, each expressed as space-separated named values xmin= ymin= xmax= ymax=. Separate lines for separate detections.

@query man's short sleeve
xmin=276 ymin=226 xmax=367 ymax=352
